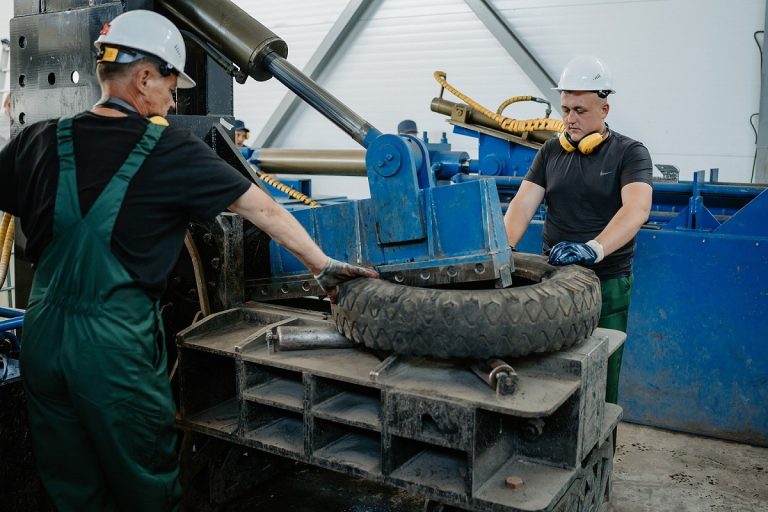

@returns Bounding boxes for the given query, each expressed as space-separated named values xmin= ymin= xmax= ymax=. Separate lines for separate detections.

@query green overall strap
xmin=53 ymin=116 xmax=82 ymax=238
xmin=85 ymin=122 xmax=166 ymax=241
xmin=54 ymin=118 xmax=166 ymax=241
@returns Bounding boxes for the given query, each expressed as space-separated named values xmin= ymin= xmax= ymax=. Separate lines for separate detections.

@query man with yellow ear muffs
xmin=504 ymin=55 xmax=653 ymax=406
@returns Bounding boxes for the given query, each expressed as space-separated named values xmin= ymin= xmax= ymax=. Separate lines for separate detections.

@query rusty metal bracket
xmin=470 ymin=358 xmax=519 ymax=396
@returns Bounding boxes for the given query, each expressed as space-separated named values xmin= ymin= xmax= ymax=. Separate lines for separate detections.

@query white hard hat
xmin=94 ymin=10 xmax=196 ymax=89
xmin=554 ymin=55 xmax=614 ymax=96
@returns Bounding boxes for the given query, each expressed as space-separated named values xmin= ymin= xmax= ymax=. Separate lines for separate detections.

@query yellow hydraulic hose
xmin=0 ymin=212 xmax=14 ymax=288
xmin=253 ymin=166 xmax=320 ymax=207
xmin=433 ymin=71 xmax=564 ymax=134
xmin=496 ymin=95 xmax=552 ymax=118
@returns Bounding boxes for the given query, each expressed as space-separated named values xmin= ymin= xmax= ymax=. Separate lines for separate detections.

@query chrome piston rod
xmin=161 ymin=0 xmax=381 ymax=148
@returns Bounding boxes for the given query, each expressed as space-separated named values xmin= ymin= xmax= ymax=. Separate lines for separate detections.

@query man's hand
xmin=547 ymin=240 xmax=604 ymax=266
xmin=314 ymin=258 xmax=379 ymax=303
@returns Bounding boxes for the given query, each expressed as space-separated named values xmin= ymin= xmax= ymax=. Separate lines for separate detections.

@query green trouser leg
xmin=598 ymin=275 xmax=633 ymax=405
xmin=21 ymin=117 xmax=181 ymax=511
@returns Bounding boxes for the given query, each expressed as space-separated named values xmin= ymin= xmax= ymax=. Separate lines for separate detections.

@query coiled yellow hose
xmin=433 ymin=71 xmax=564 ymax=134
xmin=496 ymin=95 xmax=552 ymax=118
xmin=0 ymin=212 xmax=14 ymax=288
xmin=254 ymin=167 xmax=319 ymax=207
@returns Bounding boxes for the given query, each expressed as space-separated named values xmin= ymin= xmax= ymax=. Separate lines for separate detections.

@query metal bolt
xmin=377 ymin=160 xmax=385 ymax=168
xmin=394 ymin=272 xmax=405 ymax=283
xmin=474 ymin=263 xmax=485 ymax=274
xmin=280 ymin=284 xmax=289 ymax=294
xmin=505 ymin=476 xmax=524 ymax=490
xmin=302 ymin=281 xmax=311 ymax=291
xmin=446 ymin=266 xmax=458 ymax=278
xmin=521 ymin=418 xmax=545 ymax=441
xmin=420 ymin=270 xmax=431 ymax=281
xmin=385 ymin=154 xmax=393 ymax=161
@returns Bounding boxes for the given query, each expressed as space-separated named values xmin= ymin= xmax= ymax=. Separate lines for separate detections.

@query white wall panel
xmin=1 ymin=2 xmax=762 ymax=193
xmin=261 ymin=0 xmax=557 ymax=198
xmin=231 ymin=0 xmax=349 ymax=138
xmin=231 ymin=0 xmax=766 ymax=197
xmin=493 ymin=0 xmax=764 ymax=183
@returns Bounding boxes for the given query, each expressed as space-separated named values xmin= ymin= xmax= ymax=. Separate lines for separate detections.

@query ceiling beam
xmin=253 ymin=0 xmax=376 ymax=147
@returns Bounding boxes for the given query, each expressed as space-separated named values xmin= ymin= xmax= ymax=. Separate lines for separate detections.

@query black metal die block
xmin=175 ymin=303 xmax=624 ymax=512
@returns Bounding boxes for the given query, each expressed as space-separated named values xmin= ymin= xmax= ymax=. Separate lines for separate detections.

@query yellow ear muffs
xmin=559 ymin=132 xmax=577 ymax=152
xmin=559 ymin=131 xmax=605 ymax=155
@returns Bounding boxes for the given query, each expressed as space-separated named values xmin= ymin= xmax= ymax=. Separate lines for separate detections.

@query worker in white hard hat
xmin=504 ymin=55 xmax=653 ymax=406
xmin=0 ymin=9 xmax=377 ymax=510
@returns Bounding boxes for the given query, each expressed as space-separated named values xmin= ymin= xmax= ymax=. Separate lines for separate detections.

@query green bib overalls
xmin=20 ymin=117 xmax=181 ymax=511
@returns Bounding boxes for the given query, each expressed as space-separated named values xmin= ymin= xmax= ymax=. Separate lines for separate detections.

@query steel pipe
xmin=268 ymin=326 xmax=355 ymax=351
xmin=253 ymin=149 xmax=366 ymax=176
xmin=263 ymin=54 xmax=380 ymax=148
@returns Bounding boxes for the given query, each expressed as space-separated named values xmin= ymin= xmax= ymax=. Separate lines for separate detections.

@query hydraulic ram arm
xmin=160 ymin=0 xmax=381 ymax=148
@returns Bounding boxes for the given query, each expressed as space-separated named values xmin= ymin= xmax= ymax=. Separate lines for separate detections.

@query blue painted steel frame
xmin=266 ymin=119 xmax=768 ymax=445
xmin=268 ymin=128 xmax=512 ymax=282
xmin=503 ymin=181 xmax=768 ymax=446
xmin=269 ymin=177 xmax=510 ymax=278
xmin=0 ymin=306 xmax=24 ymax=332
xmin=0 ymin=307 xmax=24 ymax=356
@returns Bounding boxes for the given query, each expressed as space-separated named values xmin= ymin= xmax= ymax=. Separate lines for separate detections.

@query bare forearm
xmin=504 ymin=181 xmax=545 ymax=246
xmin=504 ymin=201 xmax=533 ymax=247
xmin=230 ymin=185 xmax=328 ymax=274
xmin=594 ymin=205 xmax=649 ymax=255
xmin=260 ymin=203 xmax=329 ymax=274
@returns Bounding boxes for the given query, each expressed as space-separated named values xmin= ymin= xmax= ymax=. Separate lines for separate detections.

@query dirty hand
xmin=314 ymin=258 xmax=379 ymax=302
xmin=547 ymin=240 xmax=604 ymax=266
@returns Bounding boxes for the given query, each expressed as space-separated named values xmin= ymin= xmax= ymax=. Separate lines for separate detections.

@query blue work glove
xmin=314 ymin=258 xmax=379 ymax=303
xmin=547 ymin=240 xmax=604 ymax=266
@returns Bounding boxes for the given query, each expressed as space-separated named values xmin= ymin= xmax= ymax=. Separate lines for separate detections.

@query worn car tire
xmin=332 ymin=253 xmax=601 ymax=359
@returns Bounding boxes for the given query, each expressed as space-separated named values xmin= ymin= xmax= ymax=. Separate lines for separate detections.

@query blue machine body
xmin=453 ymin=166 xmax=768 ymax=446
xmin=454 ymin=124 xmax=537 ymax=177
xmin=0 ymin=307 xmax=23 ymax=382
xmin=267 ymin=130 xmax=513 ymax=288
xmin=263 ymin=110 xmax=767 ymax=446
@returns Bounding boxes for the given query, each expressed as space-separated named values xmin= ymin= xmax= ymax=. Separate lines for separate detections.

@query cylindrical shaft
xmin=274 ymin=326 xmax=355 ymax=351
xmin=431 ymin=97 xmax=553 ymax=143
xmin=161 ymin=0 xmax=381 ymax=148
xmin=253 ymin=149 xmax=366 ymax=176
xmin=160 ymin=0 xmax=287 ymax=82
xmin=264 ymin=54 xmax=380 ymax=148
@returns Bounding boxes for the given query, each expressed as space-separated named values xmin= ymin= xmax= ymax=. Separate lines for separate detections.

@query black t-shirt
xmin=524 ymin=130 xmax=652 ymax=280
xmin=0 ymin=112 xmax=252 ymax=298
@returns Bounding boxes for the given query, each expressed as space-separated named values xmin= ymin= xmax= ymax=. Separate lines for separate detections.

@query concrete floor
xmin=610 ymin=422 xmax=768 ymax=512
xmin=231 ymin=421 xmax=768 ymax=511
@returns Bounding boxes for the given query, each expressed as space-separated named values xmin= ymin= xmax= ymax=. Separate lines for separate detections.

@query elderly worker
xmin=504 ymin=55 xmax=653 ymax=406
xmin=0 ymin=10 xmax=376 ymax=511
